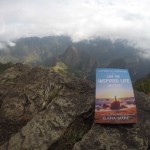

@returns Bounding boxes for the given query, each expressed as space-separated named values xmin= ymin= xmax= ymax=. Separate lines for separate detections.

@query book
xmin=95 ymin=68 xmax=138 ymax=124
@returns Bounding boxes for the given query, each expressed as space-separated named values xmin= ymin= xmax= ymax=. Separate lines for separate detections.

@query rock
xmin=0 ymin=64 xmax=94 ymax=149
xmin=120 ymin=105 xmax=128 ymax=109
xmin=0 ymin=64 xmax=150 ymax=150
xmin=73 ymin=91 xmax=150 ymax=150
xmin=103 ymin=103 xmax=110 ymax=109
xmin=0 ymin=64 xmax=75 ymax=121
xmin=1 ymin=97 xmax=26 ymax=119
xmin=73 ymin=124 xmax=148 ymax=150
xmin=110 ymin=100 xmax=121 ymax=110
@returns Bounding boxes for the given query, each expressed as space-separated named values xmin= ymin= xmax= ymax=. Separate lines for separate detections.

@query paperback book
xmin=95 ymin=68 xmax=138 ymax=124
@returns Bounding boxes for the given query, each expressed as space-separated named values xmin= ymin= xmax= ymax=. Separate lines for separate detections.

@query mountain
xmin=44 ymin=46 xmax=98 ymax=80
xmin=44 ymin=41 xmax=150 ymax=81
xmin=0 ymin=36 xmax=72 ymax=65
xmin=59 ymin=46 xmax=98 ymax=80
xmin=73 ymin=39 xmax=150 ymax=81
xmin=45 ymin=37 xmax=150 ymax=81
xmin=0 ymin=36 xmax=150 ymax=81
xmin=0 ymin=64 xmax=150 ymax=149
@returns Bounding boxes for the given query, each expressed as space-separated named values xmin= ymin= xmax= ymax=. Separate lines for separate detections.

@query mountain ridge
xmin=0 ymin=36 xmax=150 ymax=81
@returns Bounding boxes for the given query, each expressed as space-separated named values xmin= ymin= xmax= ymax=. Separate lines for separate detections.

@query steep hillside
xmin=0 ymin=64 xmax=150 ymax=150
xmin=44 ymin=37 xmax=150 ymax=81
xmin=73 ymin=39 xmax=150 ymax=80
xmin=0 ymin=36 xmax=72 ymax=65
xmin=44 ymin=46 xmax=98 ymax=80
xmin=59 ymin=46 xmax=98 ymax=80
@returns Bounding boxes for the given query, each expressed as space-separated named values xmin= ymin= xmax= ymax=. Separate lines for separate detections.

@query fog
xmin=0 ymin=0 xmax=150 ymax=55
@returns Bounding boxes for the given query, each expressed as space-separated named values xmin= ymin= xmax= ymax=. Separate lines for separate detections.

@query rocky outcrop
xmin=73 ymin=92 xmax=150 ymax=150
xmin=73 ymin=124 xmax=147 ymax=150
xmin=0 ymin=64 xmax=150 ymax=150
xmin=0 ymin=64 xmax=94 ymax=149
xmin=110 ymin=100 xmax=121 ymax=110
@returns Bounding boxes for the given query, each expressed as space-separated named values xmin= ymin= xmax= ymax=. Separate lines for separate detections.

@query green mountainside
xmin=0 ymin=36 xmax=72 ymax=65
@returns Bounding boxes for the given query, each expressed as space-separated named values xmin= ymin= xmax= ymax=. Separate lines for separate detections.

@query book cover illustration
xmin=95 ymin=68 xmax=138 ymax=124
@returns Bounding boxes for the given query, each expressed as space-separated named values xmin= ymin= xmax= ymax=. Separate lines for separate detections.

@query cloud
xmin=0 ymin=0 xmax=150 ymax=54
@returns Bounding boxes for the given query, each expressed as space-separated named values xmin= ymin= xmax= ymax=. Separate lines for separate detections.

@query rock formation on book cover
xmin=95 ymin=68 xmax=138 ymax=124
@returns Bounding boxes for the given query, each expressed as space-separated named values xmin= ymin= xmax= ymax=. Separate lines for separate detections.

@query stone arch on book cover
xmin=95 ymin=68 xmax=138 ymax=124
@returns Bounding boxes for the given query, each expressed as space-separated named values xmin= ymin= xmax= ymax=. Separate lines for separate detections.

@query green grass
xmin=51 ymin=61 xmax=70 ymax=77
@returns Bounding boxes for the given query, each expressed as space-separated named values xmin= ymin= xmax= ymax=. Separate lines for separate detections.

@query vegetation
xmin=134 ymin=74 xmax=150 ymax=95
xmin=50 ymin=61 xmax=70 ymax=77
xmin=0 ymin=36 xmax=71 ymax=65
xmin=51 ymin=61 xmax=67 ymax=72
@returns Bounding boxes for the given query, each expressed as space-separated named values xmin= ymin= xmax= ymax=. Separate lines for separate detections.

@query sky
xmin=0 ymin=0 xmax=150 ymax=54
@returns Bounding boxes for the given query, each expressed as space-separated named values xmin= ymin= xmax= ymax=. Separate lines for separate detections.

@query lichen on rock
xmin=0 ymin=64 xmax=150 ymax=150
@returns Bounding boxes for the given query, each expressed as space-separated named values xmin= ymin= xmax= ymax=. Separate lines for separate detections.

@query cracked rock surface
xmin=0 ymin=64 xmax=150 ymax=150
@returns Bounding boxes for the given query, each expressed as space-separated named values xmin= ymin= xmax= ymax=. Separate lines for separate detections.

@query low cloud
xmin=0 ymin=0 xmax=150 ymax=54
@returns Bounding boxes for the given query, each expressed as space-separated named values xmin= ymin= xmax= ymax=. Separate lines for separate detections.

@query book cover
xmin=95 ymin=68 xmax=138 ymax=124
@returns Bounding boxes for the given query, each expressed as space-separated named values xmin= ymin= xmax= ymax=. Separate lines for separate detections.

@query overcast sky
xmin=0 ymin=0 xmax=150 ymax=54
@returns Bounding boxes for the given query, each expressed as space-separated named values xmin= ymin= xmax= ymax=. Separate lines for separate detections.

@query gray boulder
xmin=0 ymin=64 xmax=150 ymax=150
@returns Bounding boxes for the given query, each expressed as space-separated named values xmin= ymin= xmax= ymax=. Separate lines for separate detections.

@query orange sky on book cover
xmin=96 ymin=87 xmax=134 ymax=99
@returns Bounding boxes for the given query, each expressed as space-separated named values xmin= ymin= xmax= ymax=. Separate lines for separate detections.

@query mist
xmin=0 ymin=0 xmax=150 ymax=55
